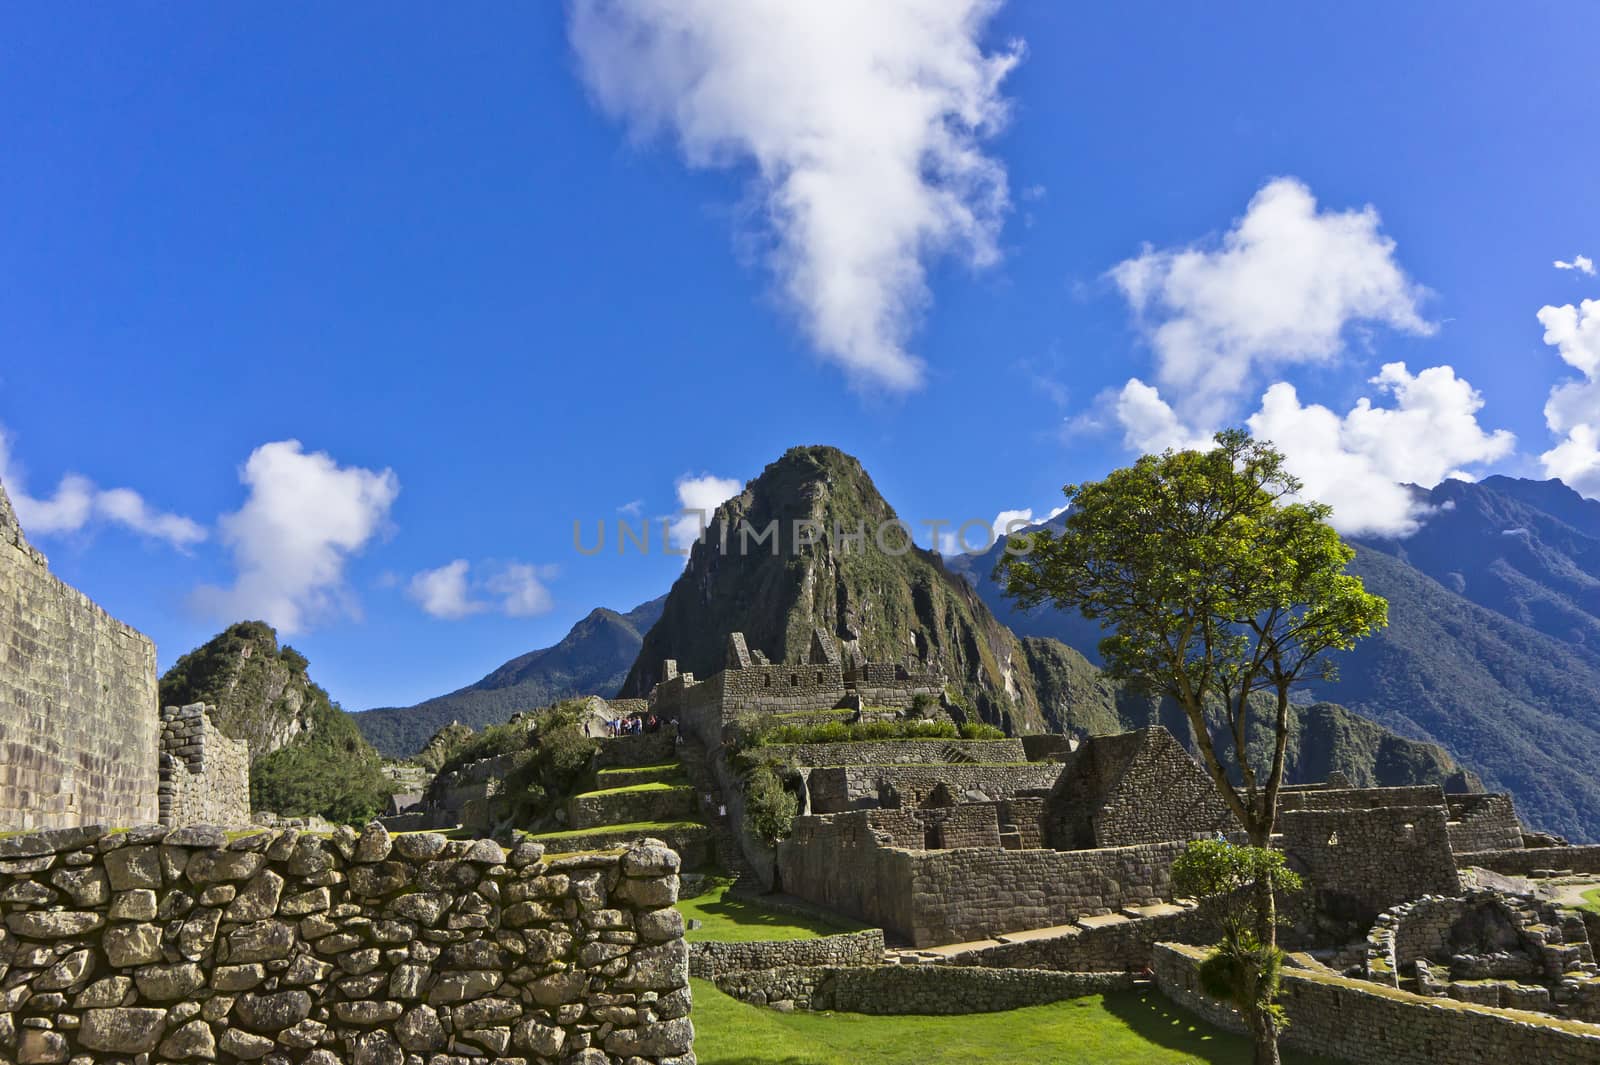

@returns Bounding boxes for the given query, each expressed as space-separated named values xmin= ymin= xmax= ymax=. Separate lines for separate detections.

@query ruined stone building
xmin=0 ymin=478 xmax=250 ymax=831
xmin=648 ymin=629 xmax=945 ymax=750
xmin=0 ymin=479 xmax=160 ymax=830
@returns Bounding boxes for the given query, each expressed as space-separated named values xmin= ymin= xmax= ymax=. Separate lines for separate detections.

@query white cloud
xmin=192 ymin=440 xmax=399 ymax=635
xmin=1536 ymin=297 xmax=1600 ymax=497
xmin=617 ymin=499 xmax=644 ymax=517
xmin=0 ymin=425 xmax=205 ymax=549
xmin=1109 ymin=177 xmax=1433 ymax=426
xmin=1246 ymin=363 xmax=1515 ymax=537
xmin=1111 ymin=378 xmax=1215 ymax=453
xmin=1555 ymin=254 xmax=1596 ymax=276
xmin=406 ymin=559 xmax=558 ymax=621
xmin=408 ymin=560 xmax=484 ymax=620
xmin=668 ymin=473 xmax=743 ymax=551
xmin=488 ymin=563 xmax=557 ymax=618
xmin=569 ymin=0 xmax=1021 ymax=391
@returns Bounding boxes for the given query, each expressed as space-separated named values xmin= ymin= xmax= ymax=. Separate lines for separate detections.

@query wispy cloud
xmin=1554 ymin=254 xmax=1596 ymax=276
xmin=0 ymin=423 xmax=206 ymax=549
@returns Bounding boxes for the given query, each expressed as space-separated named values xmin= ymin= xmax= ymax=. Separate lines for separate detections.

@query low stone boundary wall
xmin=529 ymin=823 xmax=714 ymax=870
xmin=1458 ymin=845 xmax=1600 ymax=876
xmin=759 ymin=738 xmax=1026 ymax=768
xmin=0 ymin=824 xmax=694 ymax=1065
xmin=712 ymin=963 xmax=1134 ymax=1014
xmin=689 ymin=929 xmax=885 ymax=978
xmin=1153 ymin=941 xmax=1600 ymax=1065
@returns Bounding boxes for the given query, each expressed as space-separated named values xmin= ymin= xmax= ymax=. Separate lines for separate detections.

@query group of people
xmin=605 ymin=712 xmax=663 ymax=737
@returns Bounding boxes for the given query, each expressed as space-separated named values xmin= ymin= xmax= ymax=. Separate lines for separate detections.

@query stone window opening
xmin=791 ymin=673 xmax=800 ymax=687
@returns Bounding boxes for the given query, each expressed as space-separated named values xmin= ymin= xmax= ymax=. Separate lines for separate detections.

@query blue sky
xmin=2 ymin=3 xmax=1597 ymax=711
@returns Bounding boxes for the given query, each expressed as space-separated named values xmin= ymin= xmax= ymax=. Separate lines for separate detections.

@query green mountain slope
xmin=618 ymin=446 xmax=1054 ymax=733
xmin=355 ymin=596 xmax=665 ymax=756
xmin=160 ymin=621 xmax=391 ymax=823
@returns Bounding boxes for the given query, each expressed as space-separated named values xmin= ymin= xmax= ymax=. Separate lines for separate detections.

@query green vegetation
xmin=1000 ymin=430 xmax=1385 ymax=1065
xmin=522 ymin=819 xmax=707 ymax=842
xmin=575 ymin=781 xmax=691 ymax=798
xmin=690 ymin=979 xmax=1335 ymax=1065
xmin=680 ymin=879 xmax=866 ymax=942
xmin=742 ymin=764 xmax=799 ymax=844
xmin=1578 ymin=887 xmax=1600 ymax=914
xmin=161 ymin=621 xmax=392 ymax=825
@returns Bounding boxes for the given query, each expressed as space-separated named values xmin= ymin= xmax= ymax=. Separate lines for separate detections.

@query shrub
xmin=743 ymin=765 xmax=798 ymax=844
xmin=958 ymin=722 xmax=1005 ymax=740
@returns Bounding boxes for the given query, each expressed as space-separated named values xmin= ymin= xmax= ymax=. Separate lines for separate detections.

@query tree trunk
xmin=1248 ymin=832 xmax=1282 ymax=1065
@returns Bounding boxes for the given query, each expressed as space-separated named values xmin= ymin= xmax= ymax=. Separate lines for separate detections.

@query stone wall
xmin=0 ymin=824 xmax=694 ymax=1065
xmin=760 ymin=738 xmax=1026 ymax=769
xmin=688 ymin=929 xmax=884 ymax=979
xmin=776 ymin=811 xmax=1184 ymax=947
xmin=938 ymin=904 xmax=1220 ymax=972
xmin=711 ymin=963 xmax=1135 ymax=1015
xmin=1043 ymin=728 xmax=1235 ymax=850
xmin=1444 ymin=793 xmax=1526 ymax=854
xmin=159 ymin=704 xmax=252 ymax=829
xmin=1456 ymin=844 xmax=1600 ymax=876
xmin=1278 ymin=804 xmax=1461 ymax=921
xmin=1 ymin=479 xmax=160 ymax=831
xmin=804 ymin=763 xmax=1062 ymax=814
xmin=1276 ymin=784 xmax=1445 ymax=812
xmin=593 ymin=729 xmax=679 ymax=770
xmin=1154 ymin=941 xmax=1600 ymax=1065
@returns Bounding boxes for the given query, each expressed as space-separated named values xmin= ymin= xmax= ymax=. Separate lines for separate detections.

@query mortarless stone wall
xmin=0 ymin=479 xmax=159 ymax=832
xmin=804 ymin=763 xmax=1063 ymax=815
xmin=159 ymin=704 xmax=251 ymax=829
xmin=1455 ymin=844 xmax=1600 ymax=877
xmin=711 ymin=963 xmax=1135 ymax=1015
xmin=1445 ymin=793 xmax=1525 ymax=854
xmin=1154 ymin=941 xmax=1600 ymax=1065
xmin=1278 ymin=804 xmax=1461 ymax=922
xmin=0 ymin=824 xmax=695 ymax=1065
xmin=688 ymin=929 xmax=884 ymax=979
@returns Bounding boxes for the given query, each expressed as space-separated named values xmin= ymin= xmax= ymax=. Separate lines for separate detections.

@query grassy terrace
xmin=691 ymin=980 xmax=1335 ymax=1065
xmin=1580 ymin=887 xmax=1600 ymax=914
xmin=680 ymin=879 xmax=868 ymax=943
xmin=520 ymin=819 xmax=708 ymax=843
xmin=574 ymin=780 xmax=692 ymax=798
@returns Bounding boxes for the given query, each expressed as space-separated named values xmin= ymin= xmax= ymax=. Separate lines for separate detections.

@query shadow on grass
xmin=689 ymin=891 xmax=860 ymax=937
xmin=1101 ymin=990 xmax=1334 ymax=1065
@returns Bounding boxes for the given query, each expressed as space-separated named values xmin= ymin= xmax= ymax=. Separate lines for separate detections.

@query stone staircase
xmin=678 ymin=735 xmax=760 ymax=888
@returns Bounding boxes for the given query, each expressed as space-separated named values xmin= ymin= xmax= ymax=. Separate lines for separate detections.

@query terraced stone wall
xmin=1455 ymin=845 xmax=1600 ymax=877
xmin=688 ymin=929 xmax=884 ymax=979
xmin=0 ymin=824 xmax=694 ymax=1065
xmin=711 ymin=963 xmax=1135 ymax=1015
xmin=1445 ymin=793 xmax=1525 ymax=853
xmin=1 ymin=480 xmax=159 ymax=832
xmin=760 ymin=738 xmax=1026 ymax=769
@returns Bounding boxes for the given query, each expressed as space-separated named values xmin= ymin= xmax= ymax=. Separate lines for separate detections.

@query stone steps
xmin=678 ymin=737 xmax=759 ymax=886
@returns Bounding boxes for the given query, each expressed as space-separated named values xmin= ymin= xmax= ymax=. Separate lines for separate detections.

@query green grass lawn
xmin=521 ymin=819 xmax=708 ymax=842
xmin=681 ymin=880 xmax=868 ymax=943
xmin=690 ymin=979 xmax=1335 ymax=1065
xmin=575 ymin=780 xmax=692 ymax=798
xmin=1579 ymin=887 xmax=1600 ymax=913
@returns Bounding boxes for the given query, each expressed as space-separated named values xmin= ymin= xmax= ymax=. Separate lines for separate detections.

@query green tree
xmin=999 ymin=429 xmax=1386 ymax=1065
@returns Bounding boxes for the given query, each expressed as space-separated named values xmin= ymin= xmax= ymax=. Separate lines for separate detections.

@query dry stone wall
xmin=0 ymin=824 xmax=695 ymax=1065
xmin=1154 ymin=941 xmax=1600 ymax=1065
xmin=1278 ymin=804 xmax=1461 ymax=921
xmin=711 ymin=963 xmax=1134 ymax=1015
xmin=1456 ymin=845 xmax=1600 ymax=877
xmin=159 ymin=704 xmax=251 ymax=829
xmin=804 ymin=764 xmax=1062 ymax=815
xmin=1 ymin=480 xmax=159 ymax=832
xmin=687 ymin=929 xmax=883 ymax=979
xmin=761 ymin=738 xmax=1026 ymax=769
xmin=1443 ymin=793 xmax=1527 ymax=853
xmin=776 ymin=810 xmax=1184 ymax=947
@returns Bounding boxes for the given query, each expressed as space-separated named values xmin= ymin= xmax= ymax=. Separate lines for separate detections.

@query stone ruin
xmin=1 ymin=477 xmax=253 ymax=836
xmin=0 ymin=823 xmax=694 ymax=1065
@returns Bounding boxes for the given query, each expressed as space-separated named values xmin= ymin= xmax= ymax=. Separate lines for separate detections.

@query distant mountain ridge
xmin=955 ymin=476 xmax=1600 ymax=842
xmin=354 ymin=596 xmax=665 ymax=756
